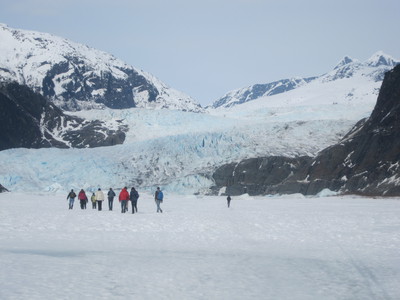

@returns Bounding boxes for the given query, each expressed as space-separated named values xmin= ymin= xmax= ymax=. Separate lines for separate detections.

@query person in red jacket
xmin=78 ymin=189 xmax=88 ymax=209
xmin=119 ymin=187 xmax=130 ymax=213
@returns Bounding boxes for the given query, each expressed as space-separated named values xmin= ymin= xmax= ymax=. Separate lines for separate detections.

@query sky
xmin=1 ymin=0 xmax=400 ymax=106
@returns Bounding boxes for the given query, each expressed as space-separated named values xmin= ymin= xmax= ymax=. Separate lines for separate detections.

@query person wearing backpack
xmin=67 ymin=189 xmax=76 ymax=210
xmin=130 ymin=187 xmax=139 ymax=214
xmin=78 ymin=189 xmax=88 ymax=209
xmin=154 ymin=187 xmax=163 ymax=213
xmin=107 ymin=188 xmax=116 ymax=211
xmin=91 ymin=192 xmax=96 ymax=209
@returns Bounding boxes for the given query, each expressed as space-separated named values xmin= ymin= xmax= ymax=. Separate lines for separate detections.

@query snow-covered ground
xmin=0 ymin=192 xmax=399 ymax=300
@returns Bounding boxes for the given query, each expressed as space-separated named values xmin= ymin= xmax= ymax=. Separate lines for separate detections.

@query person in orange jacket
xmin=119 ymin=187 xmax=130 ymax=213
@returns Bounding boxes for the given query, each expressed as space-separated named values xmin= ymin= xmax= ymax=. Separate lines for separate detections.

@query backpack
xmin=157 ymin=191 xmax=163 ymax=201
xmin=70 ymin=192 xmax=76 ymax=198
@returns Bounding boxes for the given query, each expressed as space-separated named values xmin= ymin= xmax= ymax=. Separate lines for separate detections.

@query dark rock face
xmin=212 ymin=65 xmax=400 ymax=196
xmin=305 ymin=65 xmax=400 ymax=196
xmin=212 ymin=156 xmax=312 ymax=195
xmin=42 ymin=59 xmax=158 ymax=110
xmin=0 ymin=82 xmax=128 ymax=151
xmin=0 ymin=183 xmax=9 ymax=193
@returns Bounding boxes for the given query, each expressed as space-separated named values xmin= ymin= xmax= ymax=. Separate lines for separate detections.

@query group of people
xmin=66 ymin=186 xmax=164 ymax=213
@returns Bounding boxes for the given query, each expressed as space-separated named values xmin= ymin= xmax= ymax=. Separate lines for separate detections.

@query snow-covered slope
xmin=211 ymin=52 xmax=399 ymax=109
xmin=0 ymin=23 xmax=202 ymax=112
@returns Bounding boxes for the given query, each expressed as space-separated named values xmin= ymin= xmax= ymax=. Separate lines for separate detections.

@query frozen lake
xmin=0 ymin=192 xmax=399 ymax=299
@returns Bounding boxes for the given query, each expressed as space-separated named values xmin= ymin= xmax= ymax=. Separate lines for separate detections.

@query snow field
xmin=0 ymin=193 xmax=399 ymax=300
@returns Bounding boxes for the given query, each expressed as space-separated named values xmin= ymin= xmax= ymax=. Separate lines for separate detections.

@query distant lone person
xmin=227 ymin=195 xmax=231 ymax=208
xmin=154 ymin=187 xmax=163 ymax=213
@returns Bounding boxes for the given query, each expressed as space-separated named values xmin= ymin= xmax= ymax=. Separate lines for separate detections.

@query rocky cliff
xmin=0 ymin=81 xmax=128 ymax=150
xmin=212 ymin=65 xmax=400 ymax=196
xmin=0 ymin=183 xmax=9 ymax=193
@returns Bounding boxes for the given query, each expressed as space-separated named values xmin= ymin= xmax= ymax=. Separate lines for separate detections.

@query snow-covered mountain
xmin=0 ymin=26 xmax=398 ymax=196
xmin=211 ymin=51 xmax=399 ymax=109
xmin=0 ymin=23 xmax=202 ymax=112
xmin=210 ymin=77 xmax=316 ymax=108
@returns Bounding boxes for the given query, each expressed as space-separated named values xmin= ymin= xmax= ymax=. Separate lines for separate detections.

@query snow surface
xmin=0 ymin=192 xmax=399 ymax=300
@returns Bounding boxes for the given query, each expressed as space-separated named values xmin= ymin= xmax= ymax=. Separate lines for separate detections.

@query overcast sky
xmin=1 ymin=0 xmax=400 ymax=106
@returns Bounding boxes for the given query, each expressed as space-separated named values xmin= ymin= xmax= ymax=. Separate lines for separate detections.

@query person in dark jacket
xmin=107 ymin=188 xmax=116 ymax=211
xmin=227 ymin=195 xmax=232 ymax=208
xmin=67 ymin=189 xmax=76 ymax=209
xmin=130 ymin=187 xmax=139 ymax=214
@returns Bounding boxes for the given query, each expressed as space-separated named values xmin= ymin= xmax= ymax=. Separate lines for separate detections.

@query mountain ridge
xmin=211 ymin=52 xmax=399 ymax=109
xmin=0 ymin=23 xmax=203 ymax=112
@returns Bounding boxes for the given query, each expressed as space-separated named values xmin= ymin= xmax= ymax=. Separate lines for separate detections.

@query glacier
xmin=0 ymin=76 xmax=379 ymax=194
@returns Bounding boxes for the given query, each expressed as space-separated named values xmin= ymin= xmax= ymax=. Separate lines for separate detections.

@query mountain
xmin=211 ymin=52 xmax=399 ymax=109
xmin=210 ymin=77 xmax=316 ymax=108
xmin=211 ymin=64 xmax=400 ymax=196
xmin=0 ymin=23 xmax=202 ymax=112
xmin=0 ymin=81 xmax=127 ymax=150
xmin=0 ymin=56 xmax=394 ymax=193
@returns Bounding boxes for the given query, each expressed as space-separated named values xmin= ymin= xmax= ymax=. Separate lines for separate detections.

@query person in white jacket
xmin=95 ymin=188 xmax=105 ymax=211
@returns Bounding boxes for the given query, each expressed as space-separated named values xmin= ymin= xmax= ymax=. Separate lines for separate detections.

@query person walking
xmin=95 ymin=188 xmax=105 ymax=211
xmin=91 ymin=192 xmax=97 ymax=209
xmin=227 ymin=195 xmax=232 ymax=208
xmin=154 ymin=187 xmax=163 ymax=213
xmin=119 ymin=187 xmax=130 ymax=213
xmin=107 ymin=188 xmax=116 ymax=211
xmin=130 ymin=187 xmax=139 ymax=214
xmin=78 ymin=189 xmax=88 ymax=209
xmin=67 ymin=189 xmax=76 ymax=210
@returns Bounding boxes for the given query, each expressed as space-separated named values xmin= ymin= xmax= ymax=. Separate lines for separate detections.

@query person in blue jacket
xmin=154 ymin=187 xmax=163 ymax=213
